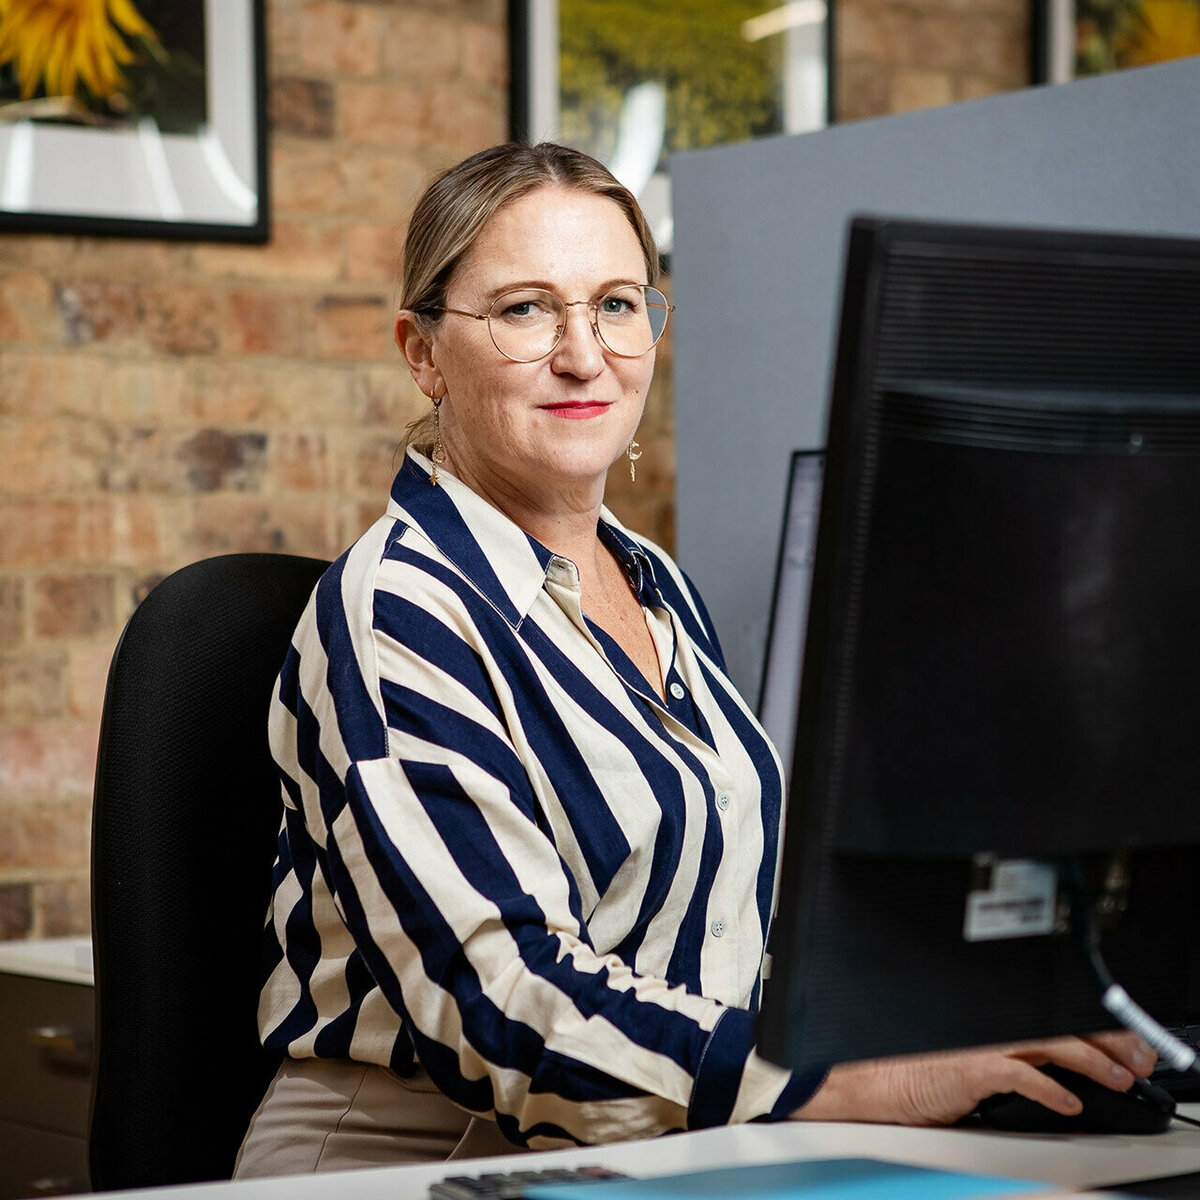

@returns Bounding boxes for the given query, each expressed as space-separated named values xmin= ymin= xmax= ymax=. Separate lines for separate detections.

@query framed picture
xmin=1034 ymin=0 xmax=1200 ymax=84
xmin=509 ymin=0 xmax=832 ymax=253
xmin=0 ymin=0 xmax=268 ymax=242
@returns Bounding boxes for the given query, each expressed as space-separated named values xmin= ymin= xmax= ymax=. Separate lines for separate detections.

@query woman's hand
xmin=792 ymin=1031 xmax=1157 ymax=1126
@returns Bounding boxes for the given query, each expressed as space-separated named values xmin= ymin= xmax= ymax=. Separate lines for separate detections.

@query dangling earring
xmin=626 ymin=440 xmax=642 ymax=483
xmin=430 ymin=395 xmax=447 ymax=487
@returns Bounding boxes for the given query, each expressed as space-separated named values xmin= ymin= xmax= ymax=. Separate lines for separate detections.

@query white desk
xmin=92 ymin=1106 xmax=1200 ymax=1200
xmin=0 ymin=935 xmax=93 ymax=986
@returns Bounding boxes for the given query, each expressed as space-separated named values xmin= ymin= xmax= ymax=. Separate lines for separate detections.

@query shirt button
xmin=669 ymin=682 xmax=685 ymax=700
xmin=716 ymin=792 xmax=731 ymax=811
xmin=710 ymin=918 xmax=726 ymax=938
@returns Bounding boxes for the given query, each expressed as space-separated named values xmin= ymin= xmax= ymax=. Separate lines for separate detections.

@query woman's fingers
xmin=886 ymin=1033 xmax=1153 ymax=1124
xmin=792 ymin=1033 xmax=1160 ymax=1126
xmin=1007 ymin=1031 xmax=1155 ymax=1092
xmin=995 ymin=1061 xmax=1083 ymax=1115
xmin=1083 ymin=1029 xmax=1158 ymax=1077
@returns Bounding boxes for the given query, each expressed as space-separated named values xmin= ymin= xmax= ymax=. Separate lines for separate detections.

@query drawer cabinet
xmin=0 ymin=941 xmax=93 ymax=1199
xmin=0 ymin=1126 xmax=88 ymax=1200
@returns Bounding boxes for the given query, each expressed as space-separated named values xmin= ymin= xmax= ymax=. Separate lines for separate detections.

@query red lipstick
xmin=543 ymin=401 xmax=611 ymax=419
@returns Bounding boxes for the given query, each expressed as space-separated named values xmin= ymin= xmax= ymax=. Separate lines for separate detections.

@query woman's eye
xmin=601 ymin=295 xmax=635 ymax=316
xmin=498 ymin=295 xmax=553 ymax=320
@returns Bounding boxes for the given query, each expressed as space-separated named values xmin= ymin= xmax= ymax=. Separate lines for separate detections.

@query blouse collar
xmin=387 ymin=450 xmax=660 ymax=628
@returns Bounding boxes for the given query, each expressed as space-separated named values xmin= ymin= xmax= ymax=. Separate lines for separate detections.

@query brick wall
xmin=0 ymin=0 xmax=1026 ymax=941
xmin=837 ymin=0 xmax=1030 ymax=120
xmin=0 ymin=0 xmax=515 ymax=939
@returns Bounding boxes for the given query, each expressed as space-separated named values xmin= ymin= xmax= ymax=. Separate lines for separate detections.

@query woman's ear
xmin=395 ymin=311 xmax=444 ymax=399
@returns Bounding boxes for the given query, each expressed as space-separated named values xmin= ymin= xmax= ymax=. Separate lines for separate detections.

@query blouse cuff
xmin=687 ymin=1008 xmax=827 ymax=1128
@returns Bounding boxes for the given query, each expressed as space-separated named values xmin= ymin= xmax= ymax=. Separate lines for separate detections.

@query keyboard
xmin=429 ymin=1165 xmax=629 ymax=1199
xmin=1151 ymin=1024 xmax=1200 ymax=1101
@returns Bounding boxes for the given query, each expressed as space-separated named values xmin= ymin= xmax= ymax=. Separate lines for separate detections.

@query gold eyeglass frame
xmin=428 ymin=284 xmax=675 ymax=363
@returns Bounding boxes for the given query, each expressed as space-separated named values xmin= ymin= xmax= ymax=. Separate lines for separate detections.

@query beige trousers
xmin=233 ymin=1058 xmax=522 ymax=1178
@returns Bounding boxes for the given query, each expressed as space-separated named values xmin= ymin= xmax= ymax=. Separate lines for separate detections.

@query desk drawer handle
xmin=30 ymin=1177 xmax=84 ymax=1196
xmin=30 ymin=1176 xmax=77 ymax=1195
xmin=26 ymin=1026 xmax=91 ymax=1054
xmin=27 ymin=1025 xmax=93 ymax=1070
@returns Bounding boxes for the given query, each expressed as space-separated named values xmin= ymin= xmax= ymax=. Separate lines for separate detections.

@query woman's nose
xmin=550 ymin=304 xmax=604 ymax=375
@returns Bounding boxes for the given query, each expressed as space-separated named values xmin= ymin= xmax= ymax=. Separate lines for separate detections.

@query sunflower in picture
xmin=1117 ymin=0 xmax=1200 ymax=65
xmin=0 ymin=0 xmax=161 ymax=110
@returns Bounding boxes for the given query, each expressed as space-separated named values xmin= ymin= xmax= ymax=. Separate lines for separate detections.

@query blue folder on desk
xmin=525 ymin=1157 xmax=1052 ymax=1200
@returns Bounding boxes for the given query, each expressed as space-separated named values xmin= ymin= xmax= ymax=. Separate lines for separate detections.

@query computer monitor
xmin=757 ymin=449 xmax=823 ymax=780
xmin=756 ymin=216 xmax=1200 ymax=1075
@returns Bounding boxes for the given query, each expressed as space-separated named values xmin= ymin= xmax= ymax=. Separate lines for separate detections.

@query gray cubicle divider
xmin=670 ymin=58 xmax=1200 ymax=702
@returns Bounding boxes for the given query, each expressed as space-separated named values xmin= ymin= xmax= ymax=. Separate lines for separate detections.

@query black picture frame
xmin=0 ymin=0 xmax=269 ymax=243
xmin=509 ymin=0 xmax=835 ymax=141
xmin=1031 ymin=0 xmax=1072 ymax=83
xmin=507 ymin=0 xmax=833 ymax=256
xmin=508 ymin=0 xmax=533 ymax=144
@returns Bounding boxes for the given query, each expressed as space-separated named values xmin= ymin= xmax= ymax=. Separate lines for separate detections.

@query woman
xmin=235 ymin=143 xmax=1153 ymax=1176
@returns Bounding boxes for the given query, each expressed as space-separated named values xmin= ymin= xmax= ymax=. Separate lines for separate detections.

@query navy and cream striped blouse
xmin=259 ymin=449 xmax=823 ymax=1149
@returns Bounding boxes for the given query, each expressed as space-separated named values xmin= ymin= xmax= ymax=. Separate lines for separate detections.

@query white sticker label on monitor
xmin=963 ymin=859 xmax=1058 ymax=942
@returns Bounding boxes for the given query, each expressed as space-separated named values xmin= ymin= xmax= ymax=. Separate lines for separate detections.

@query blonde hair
xmin=398 ymin=142 xmax=660 ymax=455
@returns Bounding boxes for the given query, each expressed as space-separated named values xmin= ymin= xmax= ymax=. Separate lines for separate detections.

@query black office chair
xmin=89 ymin=552 xmax=330 ymax=1191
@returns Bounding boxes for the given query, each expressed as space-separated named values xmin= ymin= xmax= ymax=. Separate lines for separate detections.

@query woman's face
xmin=406 ymin=185 xmax=656 ymax=513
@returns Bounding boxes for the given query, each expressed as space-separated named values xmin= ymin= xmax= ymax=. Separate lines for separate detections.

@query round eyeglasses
xmin=429 ymin=284 xmax=674 ymax=363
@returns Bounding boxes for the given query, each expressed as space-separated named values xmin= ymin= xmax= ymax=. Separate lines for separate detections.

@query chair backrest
xmin=89 ymin=552 xmax=330 ymax=1191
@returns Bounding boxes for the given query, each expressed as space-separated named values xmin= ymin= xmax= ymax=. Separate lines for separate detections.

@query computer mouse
xmin=976 ymin=1063 xmax=1175 ymax=1134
